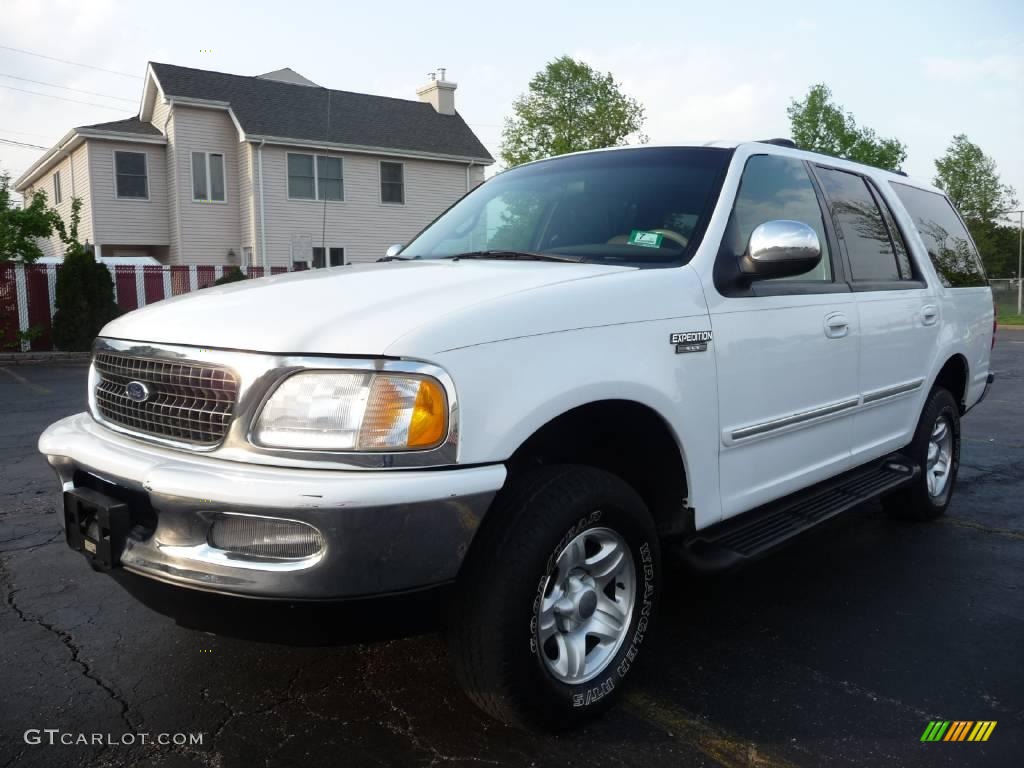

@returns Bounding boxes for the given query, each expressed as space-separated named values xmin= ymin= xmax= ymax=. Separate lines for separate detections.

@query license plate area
xmin=63 ymin=488 xmax=130 ymax=571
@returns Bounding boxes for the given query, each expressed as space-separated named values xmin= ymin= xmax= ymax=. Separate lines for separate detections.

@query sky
xmin=1 ymin=0 xmax=1021 ymax=212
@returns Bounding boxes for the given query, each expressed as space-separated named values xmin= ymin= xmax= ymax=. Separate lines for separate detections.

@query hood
xmin=99 ymin=260 xmax=631 ymax=355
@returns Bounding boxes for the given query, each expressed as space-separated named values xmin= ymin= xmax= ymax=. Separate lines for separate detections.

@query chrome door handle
xmin=921 ymin=305 xmax=939 ymax=326
xmin=824 ymin=312 xmax=849 ymax=339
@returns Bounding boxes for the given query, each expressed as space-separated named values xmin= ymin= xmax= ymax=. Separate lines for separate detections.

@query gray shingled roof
xmin=78 ymin=117 xmax=163 ymax=136
xmin=150 ymin=62 xmax=493 ymax=162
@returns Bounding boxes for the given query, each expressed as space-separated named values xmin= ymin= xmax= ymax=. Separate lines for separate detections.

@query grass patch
xmin=997 ymin=312 xmax=1024 ymax=326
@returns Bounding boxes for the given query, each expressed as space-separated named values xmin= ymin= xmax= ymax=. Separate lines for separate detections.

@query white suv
xmin=39 ymin=140 xmax=995 ymax=729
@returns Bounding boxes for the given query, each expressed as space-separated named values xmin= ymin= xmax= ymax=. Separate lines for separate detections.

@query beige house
xmin=16 ymin=63 xmax=493 ymax=267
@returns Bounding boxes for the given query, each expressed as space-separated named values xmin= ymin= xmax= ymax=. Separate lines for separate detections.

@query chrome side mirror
xmin=385 ymin=243 xmax=404 ymax=258
xmin=740 ymin=220 xmax=821 ymax=279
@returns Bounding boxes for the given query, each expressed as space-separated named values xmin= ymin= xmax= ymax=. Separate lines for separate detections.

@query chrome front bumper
xmin=39 ymin=413 xmax=506 ymax=599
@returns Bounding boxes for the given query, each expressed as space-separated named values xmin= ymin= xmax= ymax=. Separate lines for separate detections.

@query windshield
xmin=402 ymin=147 xmax=731 ymax=266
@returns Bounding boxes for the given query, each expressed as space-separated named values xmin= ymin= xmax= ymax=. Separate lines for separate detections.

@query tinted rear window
xmin=890 ymin=183 xmax=987 ymax=287
xmin=816 ymin=167 xmax=901 ymax=282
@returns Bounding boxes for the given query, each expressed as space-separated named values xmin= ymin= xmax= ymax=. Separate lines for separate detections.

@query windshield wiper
xmin=443 ymin=250 xmax=584 ymax=263
xmin=376 ymin=255 xmax=414 ymax=262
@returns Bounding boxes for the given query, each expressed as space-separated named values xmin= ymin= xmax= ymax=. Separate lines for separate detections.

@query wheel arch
xmin=931 ymin=353 xmax=969 ymax=413
xmin=504 ymin=398 xmax=692 ymax=538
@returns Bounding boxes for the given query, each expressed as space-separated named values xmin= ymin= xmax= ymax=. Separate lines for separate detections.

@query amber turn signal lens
xmin=408 ymin=379 xmax=447 ymax=447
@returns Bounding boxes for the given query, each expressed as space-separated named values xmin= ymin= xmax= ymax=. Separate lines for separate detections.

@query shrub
xmin=214 ymin=266 xmax=247 ymax=285
xmin=51 ymin=200 xmax=120 ymax=351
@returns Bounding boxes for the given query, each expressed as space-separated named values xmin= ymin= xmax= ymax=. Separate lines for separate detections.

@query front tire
xmin=884 ymin=386 xmax=960 ymax=521
xmin=447 ymin=465 xmax=660 ymax=730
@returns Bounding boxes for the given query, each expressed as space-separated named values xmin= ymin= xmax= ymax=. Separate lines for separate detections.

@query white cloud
xmin=922 ymin=53 xmax=1024 ymax=82
xmin=574 ymin=43 xmax=792 ymax=145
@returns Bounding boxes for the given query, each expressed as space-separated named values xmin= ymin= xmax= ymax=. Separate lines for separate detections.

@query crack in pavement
xmin=360 ymin=646 xmax=500 ymax=767
xmin=0 ymin=555 xmax=140 ymax=739
xmin=0 ymin=530 xmax=61 ymax=554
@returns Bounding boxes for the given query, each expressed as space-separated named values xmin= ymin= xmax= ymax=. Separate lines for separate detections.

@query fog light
xmin=208 ymin=515 xmax=324 ymax=560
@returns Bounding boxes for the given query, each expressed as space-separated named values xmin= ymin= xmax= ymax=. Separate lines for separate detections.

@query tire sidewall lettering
xmin=528 ymin=508 xmax=656 ymax=709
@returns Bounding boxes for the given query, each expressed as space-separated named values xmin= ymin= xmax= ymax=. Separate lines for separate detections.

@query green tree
xmin=933 ymin=135 xmax=1018 ymax=277
xmin=787 ymin=84 xmax=907 ymax=170
xmin=51 ymin=198 xmax=120 ymax=351
xmin=0 ymin=170 xmax=62 ymax=263
xmin=500 ymin=56 xmax=647 ymax=168
xmin=934 ymin=134 xmax=1018 ymax=224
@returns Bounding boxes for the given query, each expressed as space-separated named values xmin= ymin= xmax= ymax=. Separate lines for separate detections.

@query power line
xmin=0 ymin=44 xmax=141 ymax=79
xmin=0 ymin=126 xmax=57 ymax=140
xmin=0 ymin=83 xmax=126 ymax=111
xmin=0 ymin=72 xmax=136 ymax=103
xmin=0 ymin=136 xmax=48 ymax=150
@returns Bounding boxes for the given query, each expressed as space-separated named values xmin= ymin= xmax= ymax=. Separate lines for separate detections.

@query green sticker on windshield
xmin=628 ymin=230 xmax=663 ymax=248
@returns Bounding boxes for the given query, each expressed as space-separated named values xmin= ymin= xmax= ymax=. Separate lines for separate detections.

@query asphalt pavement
xmin=1 ymin=335 xmax=1021 ymax=768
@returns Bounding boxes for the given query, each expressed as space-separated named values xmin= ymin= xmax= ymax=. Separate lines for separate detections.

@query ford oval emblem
xmin=125 ymin=381 xmax=150 ymax=403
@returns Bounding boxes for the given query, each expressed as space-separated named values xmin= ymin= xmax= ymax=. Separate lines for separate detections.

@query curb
xmin=0 ymin=352 xmax=92 ymax=365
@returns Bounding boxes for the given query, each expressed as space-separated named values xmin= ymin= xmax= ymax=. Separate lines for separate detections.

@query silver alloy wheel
xmin=535 ymin=525 xmax=636 ymax=685
xmin=926 ymin=414 xmax=954 ymax=499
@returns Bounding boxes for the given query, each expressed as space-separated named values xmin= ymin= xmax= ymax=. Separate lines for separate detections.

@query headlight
xmin=253 ymin=371 xmax=448 ymax=452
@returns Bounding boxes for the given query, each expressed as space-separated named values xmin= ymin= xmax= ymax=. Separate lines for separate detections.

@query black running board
xmin=678 ymin=456 xmax=919 ymax=572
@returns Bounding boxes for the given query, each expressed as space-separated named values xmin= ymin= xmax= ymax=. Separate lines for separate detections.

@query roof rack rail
xmin=891 ymin=169 xmax=908 ymax=176
xmin=756 ymin=138 xmax=797 ymax=148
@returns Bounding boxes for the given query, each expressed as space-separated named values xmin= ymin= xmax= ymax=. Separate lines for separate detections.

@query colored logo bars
xmin=921 ymin=721 xmax=997 ymax=742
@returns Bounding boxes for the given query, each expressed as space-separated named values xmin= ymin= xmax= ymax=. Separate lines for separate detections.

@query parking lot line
xmin=625 ymin=691 xmax=800 ymax=768
xmin=0 ymin=366 xmax=51 ymax=395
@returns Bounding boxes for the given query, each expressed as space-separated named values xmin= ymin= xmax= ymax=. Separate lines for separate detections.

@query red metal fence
xmin=0 ymin=263 xmax=291 ymax=352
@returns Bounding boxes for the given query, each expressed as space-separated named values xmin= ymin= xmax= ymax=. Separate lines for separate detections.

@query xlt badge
xmin=670 ymin=331 xmax=712 ymax=354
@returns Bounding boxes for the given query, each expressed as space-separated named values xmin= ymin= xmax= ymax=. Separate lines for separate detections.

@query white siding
xmin=169 ymin=106 xmax=243 ymax=264
xmin=151 ymin=97 xmax=180 ymax=262
xmin=25 ymin=144 xmax=94 ymax=257
xmin=90 ymin=140 xmax=170 ymax=246
xmin=258 ymin=146 xmax=472 ymax=266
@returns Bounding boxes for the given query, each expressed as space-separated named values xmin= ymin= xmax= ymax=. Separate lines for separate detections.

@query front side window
xmin=114 ymin=151 xmax=148 ymax=199
xmin=380 ymin=161 xmax=404 ymax=204
xmin=192 ymin=152 xmax=226 ymax=202
xmin=288 ymin=154 xmax=343 ymax=201
xmin=311 ymin=246 xmax=345 ymax=268
xmin=816 ymin=167 xmax=900 ymax=282
xmin=722 ymin=154 xmax=832 ymax=281
xmin=402 ymin=147 xmax=730 ymax=266
xmin=53 ymin=171 xmax=62 ymax=204
xmin=890 ymin=182 xmax=987 ymax=288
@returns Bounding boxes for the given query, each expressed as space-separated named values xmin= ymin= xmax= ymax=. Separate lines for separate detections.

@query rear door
xmin=708 ymin=154 xmax=860 ymax=519
xmin=811 ymin=166 xmax=939 ymax=464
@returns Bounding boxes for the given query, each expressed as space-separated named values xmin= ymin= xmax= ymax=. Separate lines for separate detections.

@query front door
xmin=706 ymin=153 xmax=860 ymax=519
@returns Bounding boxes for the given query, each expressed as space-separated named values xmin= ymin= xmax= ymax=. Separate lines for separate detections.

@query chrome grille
xmin=93 ymin=352 xmax=239 ymax=446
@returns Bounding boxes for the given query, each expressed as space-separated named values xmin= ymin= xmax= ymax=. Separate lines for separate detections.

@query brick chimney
xmin=416 ymin=69 xmax=457 ymax=115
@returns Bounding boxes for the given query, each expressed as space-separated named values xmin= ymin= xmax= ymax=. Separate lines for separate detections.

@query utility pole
xmin=1019 ymin=210 xmax=1023 ymax=316
xmin=1001 ymin=209 xmax=1024 ymax=317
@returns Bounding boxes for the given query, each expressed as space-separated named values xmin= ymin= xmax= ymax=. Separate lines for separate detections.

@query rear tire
xmin=446 ymin=465 xmax=660 ymax=730
xmin=884 ymin=387 xmax=960 ymax=521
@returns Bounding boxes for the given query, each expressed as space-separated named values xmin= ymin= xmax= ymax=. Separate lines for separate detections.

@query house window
xmin=53 ymin=171 xmax=62 ymax=204
xmin=192 ymin=152 xmax=226 ymax=202
xmin=380 ymin=161 xmax=404 ymax=204
xmin=312 ymin=247 xmax=345 ymax=268
xmin=287 ymin=153 xmax=343 ymax=201
xmin=114 ymin=151 xmax=148 ymax=199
